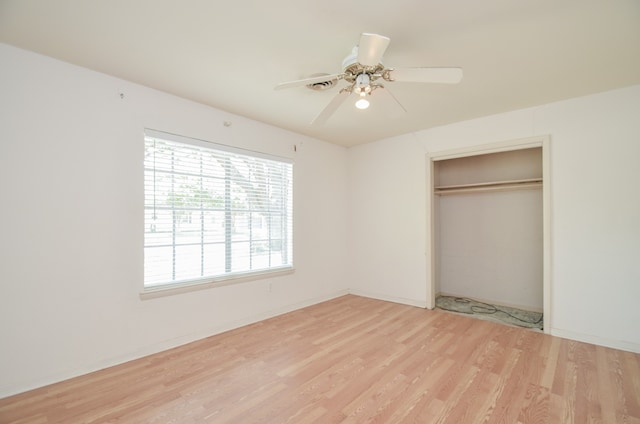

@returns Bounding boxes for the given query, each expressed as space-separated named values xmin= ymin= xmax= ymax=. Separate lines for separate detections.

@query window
xmin=144 ymin=129 xmax=293 ymax=290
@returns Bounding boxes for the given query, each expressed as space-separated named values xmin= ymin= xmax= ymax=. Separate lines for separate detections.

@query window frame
xmin=141 ymin=129 xmax=294 ymax=298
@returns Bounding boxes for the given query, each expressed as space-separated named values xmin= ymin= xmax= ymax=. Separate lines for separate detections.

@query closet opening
xmin=425 ymin=136 xmax=551 ymax=333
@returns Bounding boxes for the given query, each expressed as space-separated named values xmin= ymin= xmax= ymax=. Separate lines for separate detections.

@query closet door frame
xmin=425 ymin=135 xmax=551 ymax=333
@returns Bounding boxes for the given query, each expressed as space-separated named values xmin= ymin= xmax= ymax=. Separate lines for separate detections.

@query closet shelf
xmin=434 ymin=178 xmax=542 ymax=195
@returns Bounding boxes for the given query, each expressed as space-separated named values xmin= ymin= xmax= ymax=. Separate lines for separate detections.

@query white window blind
xmin=144 ymin=129 xmax=293 ymax=289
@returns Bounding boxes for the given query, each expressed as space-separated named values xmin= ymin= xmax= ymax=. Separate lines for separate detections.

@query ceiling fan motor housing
xmin=276 ymin=33 xmax=463 ymax=126
xmin=342 ymin=46 xmax=385 ymax=83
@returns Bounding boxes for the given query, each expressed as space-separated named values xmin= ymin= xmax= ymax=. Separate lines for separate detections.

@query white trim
xmin=425 ymin=135 xmax=552 ymax=333
xmin=144 ymin=128 xmax=294 ymax=164
xmin=348 ymin=289 xmax=428 ymax=308
xmin=425 ymin=153 xmax=436 ymax=309
xmin=541 ymin=136 xmax=552 ymax=333
xmin=551 ymin=328 xmax=640 ymax=354
xmin=140 ymin=267 xmax=295 ymax=300
xmin=1 ymin=289 xmax=349 ymax=398
xmin=428 ymin=136 xmax=546 ymax=161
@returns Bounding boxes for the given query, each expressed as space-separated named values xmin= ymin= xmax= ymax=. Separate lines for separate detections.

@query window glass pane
xmin=252 ymin=246 xmax=270 ymax=269
xmin=230 ymin=242 xmax=251 ymax=272
xmin=144 ymin=246 xmax=173 ymax=285
xmin=144 ymin=209 xmax=173 ymax=246
xmin=144 ymin=130 xmax=293 ymax=288
xmin=203 ymin=211 xmax=225 ymax=243
xmin=174 ymin=244 xmax=202 ymax=281
xmin=231 ymin=211 xmax=250 ymax=242
xmin=270 ymin=250 xmax=284 ymax=268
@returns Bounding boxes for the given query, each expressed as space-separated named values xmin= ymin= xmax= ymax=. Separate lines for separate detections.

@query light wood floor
xmin=1 ymin=295 xmax=639 ymax=423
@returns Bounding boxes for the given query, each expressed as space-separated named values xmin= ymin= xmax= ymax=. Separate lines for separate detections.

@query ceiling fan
xmin=275 ymin=33 xmax=463 ymax=126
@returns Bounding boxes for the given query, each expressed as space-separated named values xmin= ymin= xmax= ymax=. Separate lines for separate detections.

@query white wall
xmin=347 ymin=137 xmax=429 ymax=306
xmin=0 ymin=43 xmax=349 ymax=397
xmin=435 ymin=149 xmax=544 ymax=311
xmin=438 ymin=189 xmax=544 ymax=310
xmin=2 ymin=41 xmax=639 ymax=398
xmin=348 ymin=85 xmax=640 ymax=352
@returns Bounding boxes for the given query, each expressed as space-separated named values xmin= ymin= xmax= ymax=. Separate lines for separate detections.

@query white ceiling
xmin=1 ymin=0 xmax=639 ymax=147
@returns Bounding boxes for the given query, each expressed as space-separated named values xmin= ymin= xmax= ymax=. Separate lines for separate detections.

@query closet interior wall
xmin=434 ymin=148 xmax=543 ymax=312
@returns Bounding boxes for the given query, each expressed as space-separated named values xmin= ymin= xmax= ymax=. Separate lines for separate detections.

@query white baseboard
xmin=348 ymin=289 xmax=427 ymax=308
xmin=0 ymin=289 xmax=350 ymax=399
xmin=550 ymin=328 xmax=640 ymax=354
xmin=6 ymin=289 xmax=637 ymax=398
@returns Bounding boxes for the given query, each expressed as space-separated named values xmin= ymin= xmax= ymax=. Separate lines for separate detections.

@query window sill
xmin=139 ymin=267 xmax=295 ymax=300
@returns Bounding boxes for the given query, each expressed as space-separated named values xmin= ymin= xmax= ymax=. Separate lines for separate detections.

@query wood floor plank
xmin=1 ymin=294 xmax=639 ymax=423
xmin=516 ymin=384 xmax=551 ymax=424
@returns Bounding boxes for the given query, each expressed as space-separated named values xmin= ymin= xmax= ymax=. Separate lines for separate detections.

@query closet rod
xmin=435 ymin=178 xmax=542 ymax=195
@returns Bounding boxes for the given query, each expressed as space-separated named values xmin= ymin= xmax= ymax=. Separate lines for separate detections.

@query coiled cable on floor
xmin=438 ymin=296 xmax=543 ymax=326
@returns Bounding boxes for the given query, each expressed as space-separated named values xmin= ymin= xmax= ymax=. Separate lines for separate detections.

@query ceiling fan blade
xmin=387 ymin=67 xmax=463 ymax=84
xmin=357 ymin=33 xmax=391 ymax=67
xmin=373 ymin=86 xmax=407 ymax=115
xmin=275 ymin=73 xmax=344 ymax=90
xmin=311 ymin=90 xmax=351 ymax=126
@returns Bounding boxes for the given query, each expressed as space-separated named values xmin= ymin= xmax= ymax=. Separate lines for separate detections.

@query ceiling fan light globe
xmin=355 ymin=98 xmax=370 ymax=109
xmin=355 ymin=86 xmax=371 ymax=96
